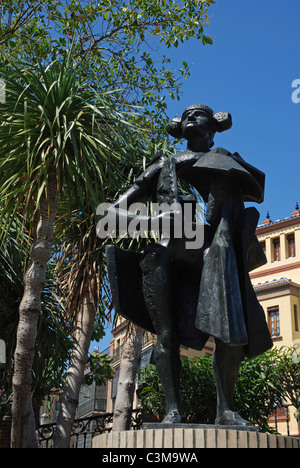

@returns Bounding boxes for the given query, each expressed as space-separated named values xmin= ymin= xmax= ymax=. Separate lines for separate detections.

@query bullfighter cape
xmin=105 ymin=147 xmax=273 ymax=358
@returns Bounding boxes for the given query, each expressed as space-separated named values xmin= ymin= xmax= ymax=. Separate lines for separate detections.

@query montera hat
xmin=166 ymin=104 xmax=232 ymax=139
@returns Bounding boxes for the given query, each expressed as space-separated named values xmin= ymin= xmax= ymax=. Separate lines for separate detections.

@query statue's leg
xmin=213 ymin=338 xmax=252 ymax=426
xmin=141 ymin=248 xmax=181 ymax=423
xmin=153 ymin=327 xmax=182 ymax=423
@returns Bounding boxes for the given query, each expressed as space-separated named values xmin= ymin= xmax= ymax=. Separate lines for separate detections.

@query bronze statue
xmin=102 ymin=104 xmax=273 ymax=426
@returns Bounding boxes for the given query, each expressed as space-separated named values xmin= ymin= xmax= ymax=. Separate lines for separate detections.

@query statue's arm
xmin=97 ymin=162 xmax=174 ymax=238
xmin=110 ymin=181 xmax=151 ymax=210
xmin=96 ymin=181 xmax=151 ymax=238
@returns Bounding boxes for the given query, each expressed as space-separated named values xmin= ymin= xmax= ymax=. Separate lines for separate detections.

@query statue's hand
xmin=154 ymin=209 xmax=182 ymax=237
xmin=155 ymin=208 xmax=181 ymax=222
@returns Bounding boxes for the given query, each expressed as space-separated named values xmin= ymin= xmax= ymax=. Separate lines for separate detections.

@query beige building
xmin=106 ymin=206 xmax=300 ymax=436
xmin=251 ymin=206 xmax=300 ymax=351
xmin=250 ymin=205 xmax=300 ymax=436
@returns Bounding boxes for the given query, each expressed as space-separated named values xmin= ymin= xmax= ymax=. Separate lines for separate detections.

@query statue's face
xmin=181 ymin=108 xmax=213 ymax=141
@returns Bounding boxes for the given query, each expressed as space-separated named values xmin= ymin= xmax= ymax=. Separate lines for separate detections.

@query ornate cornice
xmin=256 ymin=214 xmax=300 ymax=235
xmin=253 ymin=277 xmax=300 ymax=300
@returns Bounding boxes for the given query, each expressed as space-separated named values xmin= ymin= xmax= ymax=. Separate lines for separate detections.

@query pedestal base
xmin=92 ymin=426 xmax=300 ymax=449
xmin=142 ymin=422 xmax=258 ymax=432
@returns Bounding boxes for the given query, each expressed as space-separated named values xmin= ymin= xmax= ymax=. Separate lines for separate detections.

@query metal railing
xmin=272 ymin=404 xmax=298 ymax=436
xmin=37 ymin=410 xmax=142 ymax=448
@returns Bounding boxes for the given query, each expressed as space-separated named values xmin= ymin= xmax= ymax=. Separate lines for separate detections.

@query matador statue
xmin=102 ymin=104 xmax=273 ymax=426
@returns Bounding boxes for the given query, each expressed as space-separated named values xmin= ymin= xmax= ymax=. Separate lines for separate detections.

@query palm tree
xmin=53 ymin=220 xmax=107 ymax=448
xmin=0 ymin=217 xmax=25 ymax=352
xmin=112 ymin=322 xmax=144 ymax=432
xmin=0 ymin=216 xmax=70 ymax=444
xmin=0 ymin=49 xmax=146 ymax=447
xmin=0 ymin=216 xmax=26 ymax=423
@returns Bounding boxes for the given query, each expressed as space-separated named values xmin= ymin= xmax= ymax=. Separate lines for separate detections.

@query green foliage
xmin=234 ymin=349 xmax=285 ymax=433
xmin=0 ymin=47 xmax=147 ymax=241
xmin=0 ymin=217 xmax=25 ymax=342
xmin=0 ymin=216 xmax=27 ymax=415
xmin=31 ymin=260 xmax=72 ymax=401
xmin=180 ymin=356 xmax=217 ymax=424
xmin=139 ymin=357 xmax=216 ymax=424
xmin=138 ymin=364 xmax=166 ymax=419
xmin=267 ymin=346 xmax=300 ymax=422
xmin=0 ymin=47 xmax=149 ymax=415
xmin=0 ymin=222 xmax=71 ymax=415
xmin=84 ymin=351 xmax=116 ymax=387
xmin=139 ymin=348 xmax=299 ymax=433
xmin=0 ymin=0 xmax=215 ymax=427
xmin=0 ymin=0 xmax=215 ymax=138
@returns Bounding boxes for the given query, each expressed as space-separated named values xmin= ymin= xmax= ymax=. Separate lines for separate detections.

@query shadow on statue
xmin=103 ymin=104 xmax=273 ymax=428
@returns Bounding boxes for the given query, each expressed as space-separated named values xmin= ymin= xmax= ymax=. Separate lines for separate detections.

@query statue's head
xmin=166 ymin=104 xmax=232 ymax=149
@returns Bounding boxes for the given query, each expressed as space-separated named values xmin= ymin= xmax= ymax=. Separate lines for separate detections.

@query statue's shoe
xmin=162 ymin=411 xmax=181 ymax=424
xmin=215 ymin=410 xmax=252 ymax=427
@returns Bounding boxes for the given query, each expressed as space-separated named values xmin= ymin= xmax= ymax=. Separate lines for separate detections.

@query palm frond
xmin=0 ymin=48 xmax=148 ymax=242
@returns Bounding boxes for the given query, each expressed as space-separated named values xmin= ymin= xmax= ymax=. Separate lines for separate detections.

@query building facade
xmin=249 ymin=206 xmax=300 ymax=436
xmin=251 ymin=207 xmax=300 ymax=350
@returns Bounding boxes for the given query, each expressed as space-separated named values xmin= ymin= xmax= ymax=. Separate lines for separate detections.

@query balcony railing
xmin=37 ymin=409 xmax=142 ymax=448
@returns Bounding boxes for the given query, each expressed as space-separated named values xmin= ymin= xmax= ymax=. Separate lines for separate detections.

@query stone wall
xmin=93 ymin=427 xmax=300 ymax=449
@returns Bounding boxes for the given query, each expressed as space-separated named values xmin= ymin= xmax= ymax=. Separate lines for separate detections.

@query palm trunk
xmin=53 ymin=289 xmax=96 ymax=448
xmin=112 ymin=323 xmax=144 ymax=432
xmin=11 ymin=170 xmax=57 ymax=448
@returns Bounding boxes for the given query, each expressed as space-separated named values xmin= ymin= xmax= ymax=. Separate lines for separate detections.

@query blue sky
xmin=163 ymin=0 xmax=300 ymax=222
xmin=92 ymin=0 xmax=300 ymax=352
xmin=165 ymin=0 xmax=300 ymax=225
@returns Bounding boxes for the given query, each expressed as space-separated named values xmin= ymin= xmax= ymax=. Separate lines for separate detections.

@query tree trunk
xmin=53 ymin=289 xmax=96 ymax=448
xmin=11 ymin=170 xmax=56 ymax=448
xmin=27 ymin=399 xmax=38 ymax=448
xmin=112 ymin=323 xmax=144 ymax=432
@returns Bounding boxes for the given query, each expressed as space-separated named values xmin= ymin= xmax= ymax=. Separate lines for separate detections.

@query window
xmin=142 ymin=331 xmax=152 ymax=346
xmin=260 ymin=241 xmax=266 ymax=254
xmin=287 ymin=234 xmax=296 ymax=257
xmin=273 ymin=238 xmax=280 ymax=261
xmin=268 ymin=306 xmax=280 ymax=336
xmin=270 ymin=404 xmax=289 ymax=424
xmin=294 ymin=305 xmax=299 ymax=332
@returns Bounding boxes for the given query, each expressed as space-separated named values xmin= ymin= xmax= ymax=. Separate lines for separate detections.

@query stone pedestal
xmin=92 ymin=425 xmax=300 ymax=449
